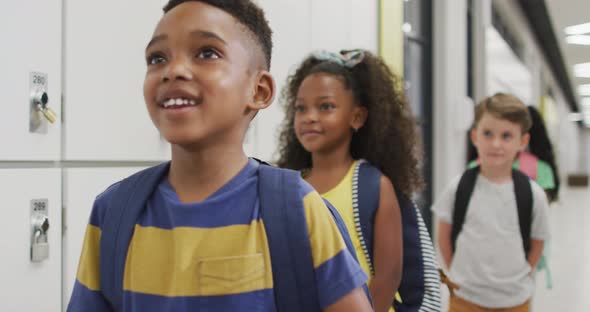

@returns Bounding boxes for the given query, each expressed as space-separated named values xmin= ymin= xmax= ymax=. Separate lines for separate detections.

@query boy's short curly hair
xmin=474 ymin=93 xmax=532 ymax=133
xmin=163 ymin=0 xmax=273 ymax=69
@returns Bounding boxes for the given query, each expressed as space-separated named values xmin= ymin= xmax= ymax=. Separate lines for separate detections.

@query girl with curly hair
xmin=276 ymin=49 xmax=423 ymax=312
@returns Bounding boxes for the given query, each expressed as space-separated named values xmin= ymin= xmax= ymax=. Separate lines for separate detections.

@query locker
xmin=0 ymin=1 xmax=62 ymax=161
xmin=0 ymin=169 xmax=61 ymax=311
xmin=63 ymin=0 xmax=170 ymax=161
xmin=62 ymin=167 xmax=147 ymax=309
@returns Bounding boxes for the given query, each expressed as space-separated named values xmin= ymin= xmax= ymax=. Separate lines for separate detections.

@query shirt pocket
xmin=197 ymin=253 xmax=267 ymax=296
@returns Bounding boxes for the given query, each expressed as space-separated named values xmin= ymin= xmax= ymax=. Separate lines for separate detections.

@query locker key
xmin=32 ymin=91 xmax=56 ymax=124
xmin=41 ymin=106 xmax=57 ymax=124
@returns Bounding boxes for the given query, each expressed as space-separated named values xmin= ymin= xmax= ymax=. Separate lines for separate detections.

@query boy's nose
xmin=163 ymin=58 xmax=193 ymax=82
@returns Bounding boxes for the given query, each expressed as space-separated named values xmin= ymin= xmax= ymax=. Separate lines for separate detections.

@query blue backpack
xmin=355 ymin=161 xmax=441 ymax=311
xmin=99 ymin=160 xmax=370 ymax=311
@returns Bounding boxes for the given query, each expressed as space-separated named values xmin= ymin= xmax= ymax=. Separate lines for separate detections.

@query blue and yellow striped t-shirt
xmin=68 ymin=159 xmax=367 ymax=311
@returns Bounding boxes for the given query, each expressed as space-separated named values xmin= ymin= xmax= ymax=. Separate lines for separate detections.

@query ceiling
xmin=545 ymin=0 xmax=590 ymax=120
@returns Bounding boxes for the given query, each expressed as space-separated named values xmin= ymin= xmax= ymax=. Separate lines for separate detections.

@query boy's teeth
xmin=163 ymin=98 xmax=197 ymax=108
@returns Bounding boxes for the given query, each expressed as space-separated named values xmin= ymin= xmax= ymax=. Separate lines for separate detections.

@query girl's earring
xmin=352 ymin=127 xmax=358 ymax=133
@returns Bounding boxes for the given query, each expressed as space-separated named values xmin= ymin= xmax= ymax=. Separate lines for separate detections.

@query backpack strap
xmin=452 ymin=166 xmax=533 ymax=257
xmin=357 ymin=161 xmax=441 ymax=311
xmin=452 ymin=166 xmax=480 ymax=253
xmin=258 ymin=165 xmax=320 ymax=312
xmin=512 ymin=169 xmax=533 ymax=255
xmin=518 ymin=152 xmax=538 ymax=181
xmin=100 ymin=162 xmax=170 ymax=311
xmin=259 ymin=164 xmax=371 ymax=311
xmin=355 ymin=160 xmax=381 ymax=270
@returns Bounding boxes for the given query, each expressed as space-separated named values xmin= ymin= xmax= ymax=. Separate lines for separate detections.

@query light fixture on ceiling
xmin=578 ymin=84 xmax=590 ymax=97
xmin=574 ymin=63 xmax=590 ymax=78
xmin=564 ymin=22 xmax=590 ymax=35
xmin=566 ymin=35 xmax=590 ymax=45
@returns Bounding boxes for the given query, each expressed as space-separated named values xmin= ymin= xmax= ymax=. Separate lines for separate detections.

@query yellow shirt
xmin=321 ymin=161 xmax=398 ymax=311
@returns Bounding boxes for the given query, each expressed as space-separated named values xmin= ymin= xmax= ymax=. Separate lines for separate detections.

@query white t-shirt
xmin=432 ymin=174 xmax=550 ymax=308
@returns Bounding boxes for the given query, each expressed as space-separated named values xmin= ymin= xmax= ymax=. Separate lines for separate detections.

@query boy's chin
xmin=161 ymin=132 xmax=207 ymax=148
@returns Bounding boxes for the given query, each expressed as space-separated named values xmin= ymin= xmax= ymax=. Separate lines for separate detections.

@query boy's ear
xmin=520 ymin=132 xmax=530 ymax=151
xmin=470 ymin=128 xmax=478 ymax=146
xmin=248 ymin=70 xmax=275 ymax=111
xmin=351 ymin=105 xmax=368 ymax=130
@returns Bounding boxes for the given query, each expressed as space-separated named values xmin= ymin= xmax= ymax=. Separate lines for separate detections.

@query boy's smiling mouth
xmin=157 ymin=89 xmax=203 ymax=109
xmin=162 ymin=98 xmax=198 ymax=108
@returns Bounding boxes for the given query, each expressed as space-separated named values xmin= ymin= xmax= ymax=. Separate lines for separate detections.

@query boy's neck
xmin=479 ymin=163 xmax=513 ymax=183
xmin=168 ymin=143 xmax=248 ymax=203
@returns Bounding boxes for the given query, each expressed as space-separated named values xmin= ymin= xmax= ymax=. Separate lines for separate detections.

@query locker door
xmin=62 ymin=167 xmax=146 ymax=309
xmin=0 ymin=169 xmax=61 ymax=311
xmin=63 ymin=0 xmax=170 ymax=161
xmin=0 ymin=1 xmax=62 ymax=161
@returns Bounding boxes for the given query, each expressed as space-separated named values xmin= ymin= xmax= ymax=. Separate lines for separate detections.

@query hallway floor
xmin=533 ymin=186 xmax=590 ymax=311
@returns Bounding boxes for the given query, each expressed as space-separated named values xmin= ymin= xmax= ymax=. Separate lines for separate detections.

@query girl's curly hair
xmin=276 ymin=50 xmax=423 ymax=196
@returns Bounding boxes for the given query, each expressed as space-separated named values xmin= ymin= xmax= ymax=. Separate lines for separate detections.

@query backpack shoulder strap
xmin=258 ymin=165 xmax=319 ymax=312
xmin=100 ymin=162 xmax=170 ymax=310
xmin=259 ymin=164 xmax=371 ymax=311
xmin=512 ymin=169 xmax=533 ymax=255
xmin=356 ymin=160 xmax=381 ymax=265
xmin=518 ymin=152 xmax=538 ymax=180
xmin=452 ymin=166 xmax=480 ymax=253
xmin=394 ymin=191 xmax=442 ymax=311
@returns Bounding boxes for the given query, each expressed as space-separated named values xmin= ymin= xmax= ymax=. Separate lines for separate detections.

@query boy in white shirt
xmin=432 ymin=93 xmax=550 ymax=312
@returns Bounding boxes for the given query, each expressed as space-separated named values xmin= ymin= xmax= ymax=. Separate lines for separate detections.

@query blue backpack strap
xmin=394 ymin=191 xmax=429 ymax=311
xmin=258 ymin=164 xmax=371 ymax=311
xmin=322 ymin=198 xmax=372 ymax=304
xmin=100 ymin=162 xmax=170 ymax=310
xmin=452 ymin=166 xmax=479 ymax=253
xmin=356 ymin=161 xmax=381 ymax=263
xmin=358 ymin=161 xmax=441 ymax=311
xmin=258 ymin=165 xmax=320 ymax=312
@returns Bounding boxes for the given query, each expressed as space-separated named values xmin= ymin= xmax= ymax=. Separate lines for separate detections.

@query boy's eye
xmin=146 ymin=53 xmax=166 ymax=65
xmin=483 ymin=130 xmax=493 ymax=137
xmin=197 ymin=48 xmax=221 ymax=59
xmin=502 ymin=132 xmax=513 ymax=140
xmin=320 ymin=103 xmax=335 ymax=111
xmin=294 ymin=104 xmax=305 ymax=112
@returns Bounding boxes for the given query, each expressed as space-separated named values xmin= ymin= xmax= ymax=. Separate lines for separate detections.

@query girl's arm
xmin=369 ymin=176 xmax=403 ymax=312
xmin=437 ymin=220 xmax=453 ymax=270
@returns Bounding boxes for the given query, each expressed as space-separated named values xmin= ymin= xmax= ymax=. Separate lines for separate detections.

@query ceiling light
xmin=566 ymin=35 xmax=590 ymax=45
xmin=574 ymin=63 xmax=590 ymax=78
xmin=578 ymin=84 xmax=590 ymax=96
xmin=564 ymin=22 xmax=590 ymax=35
